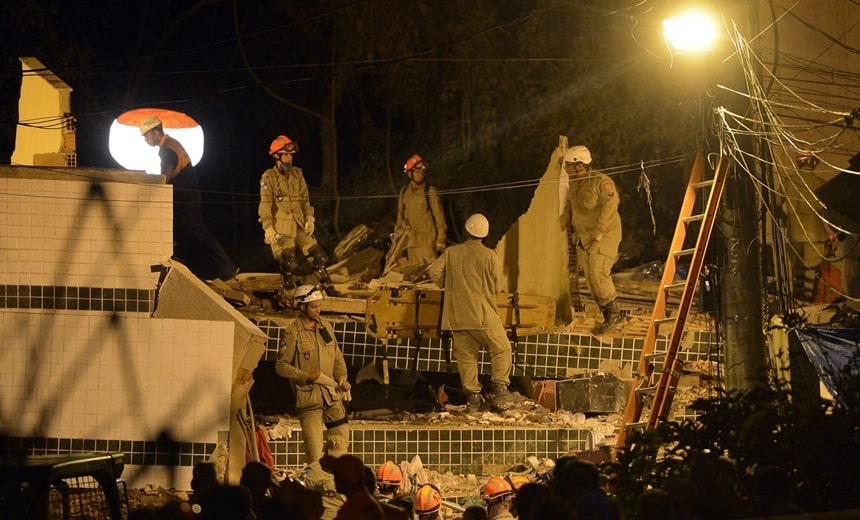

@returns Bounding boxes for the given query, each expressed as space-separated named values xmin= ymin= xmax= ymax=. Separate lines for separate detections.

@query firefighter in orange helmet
xmin=258 ymin=135 xmax=340 ymax=297
xmin=414 ymin=483 xmax=444 ymax=520
xmin=392 ymin=154 xmax=447 ymax=267
xmin=481 ymin=476 xmax=515 ymax=520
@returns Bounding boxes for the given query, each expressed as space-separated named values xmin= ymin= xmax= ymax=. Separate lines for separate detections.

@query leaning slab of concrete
xmin=152 ymin=261 xmax=267 ymax=485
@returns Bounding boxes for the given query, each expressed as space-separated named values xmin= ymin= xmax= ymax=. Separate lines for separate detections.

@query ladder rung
xmin=693 ymin=179 xmax=715 ymax=189
xmin=645 ymin=351 xmax=666 ymax=359
xmin=683 ymin=214 xmax=705 ymax=223
xmin=673 ymin=248 xmax=696 ymax=257
xmin=624 ymin=421 xmax=648 ymax=430
xmin=654 ymin=317 xmax=676 ymax=325
xmin=636 ymin=385 xmax=658 ymax=395
xmin=663 ymin=282 xmax=686 ymax=292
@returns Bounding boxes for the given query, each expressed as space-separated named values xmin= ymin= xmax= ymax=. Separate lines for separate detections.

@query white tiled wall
xmin=0 ymin=310 xmax=234 ymax=443
xmin=0 ymin=177 xmax=173 ymax=288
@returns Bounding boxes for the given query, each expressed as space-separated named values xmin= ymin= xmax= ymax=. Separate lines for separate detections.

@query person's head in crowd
xmin=190 ymin=462 xmax=220 ymax=503
xmin=511 ymin=482 xmax=552 ymax=520
xmin=462 ymin=503 xmax=489 ymax=520
xmin=320 ymin=452 xmax=367 ymax=496
xmin=240 ymin=460 xmax=276 ymax=515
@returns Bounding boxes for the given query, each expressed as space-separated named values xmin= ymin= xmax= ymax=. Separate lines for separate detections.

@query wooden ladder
xmin=615 ymin=151 xmax=729 ymax=450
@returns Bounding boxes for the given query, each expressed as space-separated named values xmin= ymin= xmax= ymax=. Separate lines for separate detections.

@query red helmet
xmin=414 ymin=483 xmax=442 ymax=514
xmin=481 ymin=475 xmax=514 ymax=503
xmin=376 ymin=461 xmax=403 ymax=487
xmin=269 ymin=135 xmax=298 ymax=156
xmin=404 ymin=154 xmax=425 ymax=173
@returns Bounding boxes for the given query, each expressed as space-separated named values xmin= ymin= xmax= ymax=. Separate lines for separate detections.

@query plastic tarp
xmin=795 ymin=327 xmax=860 ymax=405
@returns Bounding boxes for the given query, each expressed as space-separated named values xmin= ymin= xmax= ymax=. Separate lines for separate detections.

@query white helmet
xmin=564 ymin=145 xmax=592 ymax=165
xmin=293 ymin=285 xmax=324 ymax=305
xmin=139 ymin=115 xmax=163 ymax=136
xmin=465 ymin=213 xmax=489 ymax=238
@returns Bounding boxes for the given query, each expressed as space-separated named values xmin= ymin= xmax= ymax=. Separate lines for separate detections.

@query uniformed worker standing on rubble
xmin=140 ymin=115 xmax=238 ymax=281
xmin=559 ymin=145 xmax=623 ymax=334
xmin=429 ymin=214 xmax=519 ymax=412
xmin=394 ymin=154 xmax=447 ymax=266
xmin=275 ymin=285 xmax=351 ymax=464
xmin=259 ymin=135 xmax=340 ymax=296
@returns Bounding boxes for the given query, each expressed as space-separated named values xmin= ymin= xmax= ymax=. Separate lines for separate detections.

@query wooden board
xmin=365 ymin=287 xmax=556 ymax=340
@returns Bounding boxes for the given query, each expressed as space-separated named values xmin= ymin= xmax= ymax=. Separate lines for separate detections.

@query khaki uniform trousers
xmin=298 ymin=400 xmax=349 ymax=465
xmin=452 ymin=328 xmax=512 ymax=394
xmin=579 ymin=239 xmax=619 ymax=307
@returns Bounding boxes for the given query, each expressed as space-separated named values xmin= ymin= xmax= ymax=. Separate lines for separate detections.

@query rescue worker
xmin=481 ymin=476 xmax=515 ymax=520
xmin=139 ymin=115 xmax=238 ymax=281
xmin=258 ymin=135 xmax=340 ymax=296
xmin=375 ymin=460 xmax=403 ymax=497
xmin=414 ymin=483 xmax=444 ymax=520
xmin=559 ymin=145 xmax=623 ymax=334
xmin=275 ymin=285 xmax=351 ymax=464
xmin=392 ymin=154 xmax=447 ymax=267
xmin=429 ymin=214 xmax=520 ymax=412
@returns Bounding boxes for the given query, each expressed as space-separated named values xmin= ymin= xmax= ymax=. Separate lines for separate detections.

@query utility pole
xmin=717 ymin=1 xmax=769 ymax=390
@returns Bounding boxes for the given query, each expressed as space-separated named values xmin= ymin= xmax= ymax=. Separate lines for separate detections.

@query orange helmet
xmin=376 ymin=461 xmax=403 ymax=487
xmin=269 ymin=135 xmax=298 ymax=156
xmin=505 ymin=474 xmax=530 ymax=491
xmin=481 ymin=475 xmax=514 ymax=503
xmin=404 ymin=154 xmax=425 ymax=173
xmin=414 ymin=483 xmax=442 ymax=514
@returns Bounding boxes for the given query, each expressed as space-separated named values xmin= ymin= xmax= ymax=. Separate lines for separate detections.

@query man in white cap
xmin=139 ymin=114 xmax=238 ymax=281
xmin=429 ymin=214 xmax=519 ymax=412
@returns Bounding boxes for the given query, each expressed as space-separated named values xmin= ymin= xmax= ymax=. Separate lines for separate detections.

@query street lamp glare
xmin=663 ymin=11 xmax=719 ymax=53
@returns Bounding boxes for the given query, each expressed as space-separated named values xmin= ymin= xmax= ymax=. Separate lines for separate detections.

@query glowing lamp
xmin=663 ymin=11 xmax=719 ymax=54
xmin=109 ymin=108 xmax=204 ymax=175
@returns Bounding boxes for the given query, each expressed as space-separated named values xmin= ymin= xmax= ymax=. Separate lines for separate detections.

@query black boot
xmin=489 ymin=381 xmax=525 ymax=411
xmin=596 ymin=300 xmax=622 ymax=334
xmin=465 ymin=392 xmax=485 ymax=413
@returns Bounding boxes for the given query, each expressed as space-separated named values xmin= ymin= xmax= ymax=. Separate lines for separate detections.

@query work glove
xmin=264 ymin=228 xmax=277 ymax=245
xmin=338 ymin=379 xmax=352 ymax=392
xmin=305 ymin=370 xmax=321 ymax=385
xmin=304 ymin=216 xmax=315 ymax=235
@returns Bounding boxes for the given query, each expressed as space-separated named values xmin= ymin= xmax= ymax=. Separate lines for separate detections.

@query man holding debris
xmin=559 ymin=145 xmax=623 ymax=334
xmin=392 ymin=154 xmax=447 ymax=267
xmin=259 ymin=135 xmax=340 ymax=296
xmin=139 ymin=115 xmax=238 ymax=281
xmin=429 ymin=213 xmax=518 ymax=412
xmin=275 ymin=285 xmax=351 ymax=464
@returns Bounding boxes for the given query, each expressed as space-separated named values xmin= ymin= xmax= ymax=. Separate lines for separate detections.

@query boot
xmin=465 ymin=392 xmax=484 ymax=413
xmin=316 ymin=266 xmax=344 ymax=298
xmin=596 ymin=300 xmax=622 ymax=334
xmin=488 ymin=382 xmax=525 ymax=411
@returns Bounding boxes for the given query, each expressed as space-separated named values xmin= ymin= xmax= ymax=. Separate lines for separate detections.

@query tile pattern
xmin=0 ymin=285 xmax=154 ymax=312
xmin=252 ymin=318 xmax=718 ymax=378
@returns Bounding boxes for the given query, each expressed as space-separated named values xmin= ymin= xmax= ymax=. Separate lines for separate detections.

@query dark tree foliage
xmin=604 ymin=351 xmax=860 ymax=518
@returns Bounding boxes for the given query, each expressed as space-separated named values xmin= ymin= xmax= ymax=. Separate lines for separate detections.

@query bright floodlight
xmin=109 ymin=108 xmax=204 ymax=175
xmin=663 ymin=11 xmax=719 ymax=53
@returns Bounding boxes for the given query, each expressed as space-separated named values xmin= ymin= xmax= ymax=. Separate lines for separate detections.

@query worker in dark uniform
xmin=139 ymin=115 xmax=237 ymax=281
